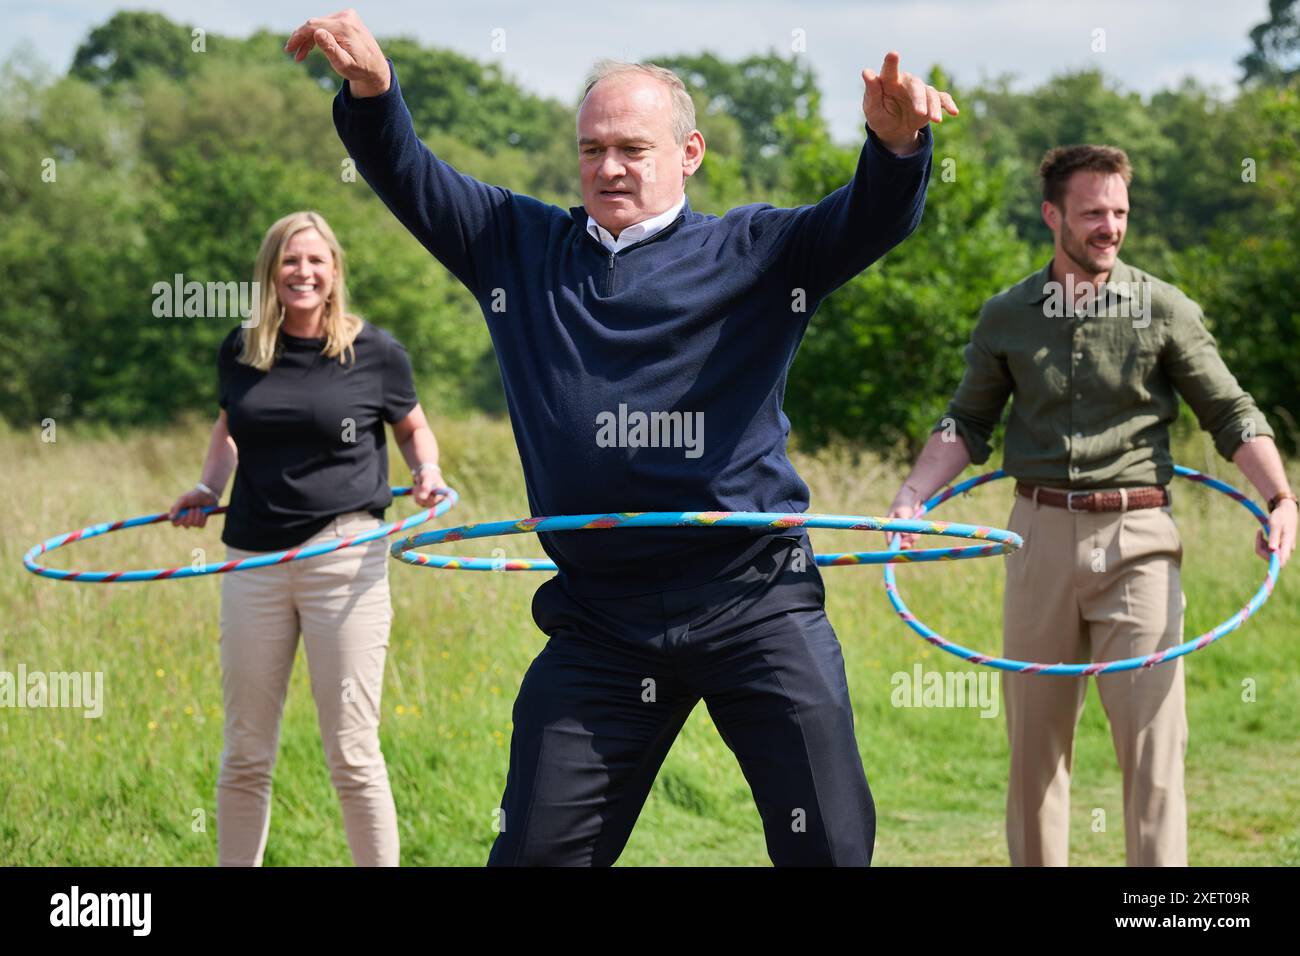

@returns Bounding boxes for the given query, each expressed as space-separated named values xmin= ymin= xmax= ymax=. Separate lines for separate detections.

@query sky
xmin=1 ymin=0 xmax=1271 ymax=143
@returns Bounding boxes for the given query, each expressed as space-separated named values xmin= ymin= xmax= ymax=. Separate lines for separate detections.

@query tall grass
xmin=1 ymin=414 xmax=1295 ymax=865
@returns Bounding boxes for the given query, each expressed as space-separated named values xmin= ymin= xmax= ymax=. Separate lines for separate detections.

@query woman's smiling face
xmin=276 ymin=228 xmax=335 ymax=317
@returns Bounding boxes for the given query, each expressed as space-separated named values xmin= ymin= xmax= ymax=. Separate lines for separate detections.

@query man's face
xmin=1043 ymin=171 xmax=1129 ymax=276
xmin=577 ymin=75 xmax=703 ymax=237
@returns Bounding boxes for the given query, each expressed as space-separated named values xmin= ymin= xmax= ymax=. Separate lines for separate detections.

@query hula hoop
xmin=24 ymin=486 xmax=459 ymax=583
xmin=390 ymin=510 xmax=1022 ymax=571
xmin=883 ymin=466 xmax=1281 ymax=674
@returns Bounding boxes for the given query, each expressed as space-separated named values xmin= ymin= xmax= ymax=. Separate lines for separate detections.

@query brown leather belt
xmin=1015 ymin=482 xmax=1169 ymax=513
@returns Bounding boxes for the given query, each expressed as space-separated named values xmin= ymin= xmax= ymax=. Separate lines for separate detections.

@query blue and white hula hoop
xmin=883 ymin=466 xmax=1281 ymax=674
xmin=390 ymin=509 xmax=1022 ymax=570
xmin=24 ymin=487 xmax=459 ymax=583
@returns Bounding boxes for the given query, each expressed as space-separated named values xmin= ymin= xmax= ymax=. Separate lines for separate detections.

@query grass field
xmin=2 ymin=414 xmax=1296 ymax=866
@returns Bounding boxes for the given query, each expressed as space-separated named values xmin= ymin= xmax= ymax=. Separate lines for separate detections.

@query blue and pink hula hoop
xmin=23 ymin=486 xmax=458 ymax=583
xmin=27 ymin=462 xmax=1279 ymax=675
xmin=388 ymin=510 xmax=1022 ymax=571
xmin=882 ymin=466 xmax=1281 ymax=675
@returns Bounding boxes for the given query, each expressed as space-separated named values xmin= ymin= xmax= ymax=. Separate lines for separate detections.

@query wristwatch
xmin=1268 ymin=490 xmax=1298 ymax=512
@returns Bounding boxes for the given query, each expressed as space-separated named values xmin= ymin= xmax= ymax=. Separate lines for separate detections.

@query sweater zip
xmin=584 ymin=210 xmax=688 ymax=296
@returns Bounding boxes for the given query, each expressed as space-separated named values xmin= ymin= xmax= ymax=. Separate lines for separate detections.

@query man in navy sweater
xmin=289 ymin=9 xmax=956 ymax=865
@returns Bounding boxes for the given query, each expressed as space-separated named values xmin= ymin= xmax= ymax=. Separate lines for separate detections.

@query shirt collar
xmin=1022 ymin=257 xmax=1135 ymax=305
xmin=584 ymin=195 xmax=687 ymax=252
xmin=1022 ymin=260 xmax=1055 ymax=305
xmin=1106 ymin=259 xmax=1137 ymax=297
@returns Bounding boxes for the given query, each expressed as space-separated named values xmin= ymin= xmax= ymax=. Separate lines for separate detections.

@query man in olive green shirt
xmin=889 ymin=145 xmax=1296 ymax=866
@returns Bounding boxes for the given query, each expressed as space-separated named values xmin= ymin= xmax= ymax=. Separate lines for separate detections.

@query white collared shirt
xmin=586 ymin=195 xmax=686 ymax=253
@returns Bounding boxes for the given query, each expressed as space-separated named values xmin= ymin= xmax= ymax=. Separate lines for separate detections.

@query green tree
xmin=72 ymin=10 xmax=214 ymax=87
xmin=1170 ymin=80 xmax=1300 ymax=453
xmin=0 ymin=61 xmax=152 ymax=425
xmin=1241 ymin=0 xmax=1300 ymax=85
xmin=302 ymin=38 xmax=572 ymax=156
xmin=651 ymin=50 xmax=821 ymax=191
xmin=5 ymin=7 xmax=1295 ymax=457
xmin=785 ymin=73 xmax=1036 ymax=456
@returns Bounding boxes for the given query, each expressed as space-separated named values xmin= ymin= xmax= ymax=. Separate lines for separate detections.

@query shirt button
xmin=1075 ymin=392 xmax=1083 ymax=400
xmin=1075 ymin=431 xmax=1083 ymax=438
xmin=1074 ymin=352 xmax=1083 ymax=360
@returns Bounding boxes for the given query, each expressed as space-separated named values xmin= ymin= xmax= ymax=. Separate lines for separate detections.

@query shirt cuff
xmin=933 ymin=413 xmax=992 ymax=465
xmin=865 ymin=123 xmax=933 ymax=163
xmin=338 ymin=58 xmax=400 ymax=112
xmin=1214 ymin=413 xmax=1276 ymax=461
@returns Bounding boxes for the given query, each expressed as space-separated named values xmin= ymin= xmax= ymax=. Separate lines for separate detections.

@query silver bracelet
xmin=195 ymin=481 xmax=217 ymax=499
xmin=413 ymin=462 xmax=440 ymax=479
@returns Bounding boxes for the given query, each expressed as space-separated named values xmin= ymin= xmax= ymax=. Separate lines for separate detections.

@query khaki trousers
xmin=217 ymin=511 xmax=399 ymax=866
xmin=1002 ymin=493 xmax=1188 ymax=867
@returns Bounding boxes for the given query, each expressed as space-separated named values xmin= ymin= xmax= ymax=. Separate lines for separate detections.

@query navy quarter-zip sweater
xmin=335 ymin=62 xmax=933 ymax=598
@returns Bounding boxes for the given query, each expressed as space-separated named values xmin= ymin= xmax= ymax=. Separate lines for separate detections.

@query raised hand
xmin=861 ymin=51 xmax=958 ymax=155
xmin=285 ymin=8 xmax=390 ymax=97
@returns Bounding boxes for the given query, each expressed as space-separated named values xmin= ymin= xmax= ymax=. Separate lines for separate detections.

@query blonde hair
xmin=579 ymin=59 xmax=697 ymax=145
xmin=239 ymin=211 xmax=363 ymax=371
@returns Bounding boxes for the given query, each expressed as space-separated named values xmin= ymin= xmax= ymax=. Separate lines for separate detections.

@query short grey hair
xmin=579 ymin=59 xmax=697 ymax=146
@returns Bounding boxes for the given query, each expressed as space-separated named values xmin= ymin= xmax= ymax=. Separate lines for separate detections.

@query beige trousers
xmin=217 ymin=511 xmax=399 ymax=866
xmin=1002 ymin=493 xmax=1188 ymax=867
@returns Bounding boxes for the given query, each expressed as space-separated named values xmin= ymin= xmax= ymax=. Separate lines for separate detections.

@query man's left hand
xmin=862 ymin=51 xmax=958 ymax=156
xmin=1257 ymin=498 xmax=1296 ymax=568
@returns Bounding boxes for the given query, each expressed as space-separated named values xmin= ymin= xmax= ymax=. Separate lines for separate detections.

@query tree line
xmin=2 ymin=7 xmax=1296 ymax=456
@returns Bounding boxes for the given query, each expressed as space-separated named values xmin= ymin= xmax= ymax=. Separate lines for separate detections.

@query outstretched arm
xmin=288 ymin=9 xmax=512 ymax=299
xmin=747 ymin=52 xmax=957 ymax=303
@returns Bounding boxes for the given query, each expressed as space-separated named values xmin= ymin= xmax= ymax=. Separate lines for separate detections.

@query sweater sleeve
xmin=744 ymin=124 xmax=933 ymax=304
xmin=333 ymin=60 xmax=511 ymax=299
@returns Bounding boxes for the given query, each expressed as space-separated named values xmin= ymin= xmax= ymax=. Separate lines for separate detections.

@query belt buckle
xmin=1066 ymin=490 xmax=1089 ymax=513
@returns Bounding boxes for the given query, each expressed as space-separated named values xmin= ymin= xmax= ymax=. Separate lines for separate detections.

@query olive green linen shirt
xmin=937 ymin=259 xmax=1273 ymax=489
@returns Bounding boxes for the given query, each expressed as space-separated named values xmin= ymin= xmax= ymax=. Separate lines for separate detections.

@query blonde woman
xmin=168 ymin=211 xmax=446 ymax=866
